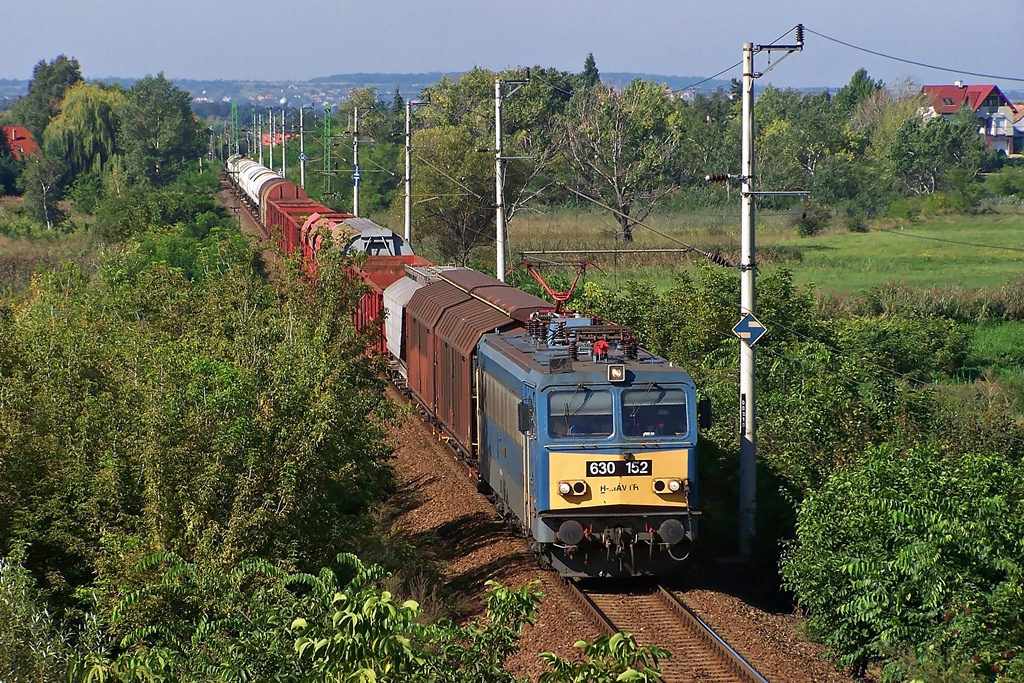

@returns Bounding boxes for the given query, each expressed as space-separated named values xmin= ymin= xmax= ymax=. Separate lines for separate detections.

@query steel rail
xmin=656 ymin=585 xmax=769 ymax=683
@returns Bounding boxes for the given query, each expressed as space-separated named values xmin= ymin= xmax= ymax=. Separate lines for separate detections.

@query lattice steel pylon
xmin=231 ymin=102 xmax=239 ymax=157
xmin=322 ymin=104 xmax=332 ymax=195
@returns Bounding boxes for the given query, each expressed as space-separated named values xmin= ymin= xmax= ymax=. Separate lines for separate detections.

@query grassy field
xmin=507 ymin=207 xmax=1024 ymax=295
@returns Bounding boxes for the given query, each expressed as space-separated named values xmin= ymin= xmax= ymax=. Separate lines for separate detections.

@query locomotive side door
xmin=519 ymin=386 xmax=537 ymax=534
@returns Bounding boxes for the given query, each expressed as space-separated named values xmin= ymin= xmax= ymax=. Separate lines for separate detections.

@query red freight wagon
xmin=351 ymin=255 xmax=432 ymax=355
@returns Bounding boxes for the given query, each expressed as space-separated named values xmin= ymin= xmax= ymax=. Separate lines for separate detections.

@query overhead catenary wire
xmin=552 ymin=181 xmax=736 ymax=268
xmin=876 ymin=228 xmax=1024 ymax=254
xmin=804 ymin=26 xmax=1024 ymax=84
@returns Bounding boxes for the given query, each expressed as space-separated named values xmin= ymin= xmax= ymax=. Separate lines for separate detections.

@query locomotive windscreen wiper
xmin=629 ymin=382 xmax=658 ymax=420
xmin=563 ymin=383 xmax=583 ymax=433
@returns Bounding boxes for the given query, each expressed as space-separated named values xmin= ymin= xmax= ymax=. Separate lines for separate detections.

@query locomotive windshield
xmin=622 ymin=387 xmax=689 ymax=438
xmin=548 ymin=388 xmax=613 ymax=438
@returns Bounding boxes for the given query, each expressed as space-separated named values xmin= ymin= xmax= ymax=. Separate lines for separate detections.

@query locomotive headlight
xmin=558 ymin=482 xmax=572 ymax=496
xmin=668 ymin=479 xmax=682 ymax=493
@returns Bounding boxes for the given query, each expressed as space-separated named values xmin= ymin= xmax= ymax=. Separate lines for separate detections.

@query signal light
xmin=653 ymin=478 xmax=685 ymax=494
xmin=559 ymin=481 xmax=588 ymax=497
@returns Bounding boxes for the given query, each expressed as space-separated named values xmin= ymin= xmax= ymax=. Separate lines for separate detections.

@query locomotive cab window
xmin=548 ymin=388 xmax=613 ymax=438
xmin=622 ymin=387 xmax=689 ymax=438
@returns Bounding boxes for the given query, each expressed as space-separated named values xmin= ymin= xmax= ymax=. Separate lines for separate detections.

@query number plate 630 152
xmin=586 ymin=460 xmax=652 ymax=477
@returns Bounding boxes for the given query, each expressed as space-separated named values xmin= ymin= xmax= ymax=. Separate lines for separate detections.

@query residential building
xmin=1 ymin=125 xmax=40 ymax=161
xmin=921 ymin=83 xmax=1019 ymax=155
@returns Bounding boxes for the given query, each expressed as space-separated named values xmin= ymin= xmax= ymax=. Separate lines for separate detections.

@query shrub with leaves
xmin=782 ymin=445 xmax=1024 ymax=678
xmin=539 ymin=632 xmax=668 ymax=683
xmin=71 ymin=553 xmax=543 ymax=683
xmin=0 ymin=548 xmax=77 ymax=683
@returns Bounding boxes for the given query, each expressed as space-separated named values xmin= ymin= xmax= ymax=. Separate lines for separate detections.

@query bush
xmin=782 ymin=446 xmax=1024 ymax=679
xmin=0 ymin=548 xmax=77 ymax=682
xmin=792 ymin=202 xmax=832 ymax=237
xmin=841 ymin=205 xmax=868 ymax=232
xmin=65 ymin=170 xmax=104 ymax=214
xmin=983 ymin=167 xmax=1024 ymax=200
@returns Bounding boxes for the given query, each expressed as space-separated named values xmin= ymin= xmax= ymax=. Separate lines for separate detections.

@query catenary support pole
xmin=405 ymin=99 xmax=412 ymax=243
xmin=494 ymin=78 xmax=506 ymax=282
xmin=281 ymin=108 xmax=286 ymax=178
xmin=299 ymin=107 xmax=305 ymax=189
xmin=353 ymin=106 xmax=360 ymax=217
xmin=738 ymin=42 xmax=757 ymax=557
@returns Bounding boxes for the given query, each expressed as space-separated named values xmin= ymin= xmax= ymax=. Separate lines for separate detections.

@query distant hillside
xmin=2 ymin=73 xmax=1020 ymax=111
xmin=602 ymin=72 xmax=734 ymax=92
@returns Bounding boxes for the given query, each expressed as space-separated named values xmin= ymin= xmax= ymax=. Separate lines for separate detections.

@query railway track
xmin=566 ymin=580 xmax=769 ymax=683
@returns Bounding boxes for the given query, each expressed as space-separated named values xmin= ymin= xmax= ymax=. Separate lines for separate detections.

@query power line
xmin=552 ymin=181 xmax=736 ymax=268
xmin=876 ymin=228 xmax=1024 ymax=254
xmin=805 ymin=27 xmax=1024 ymax=84
xmin=675 ymin=61 xmax=743 ymax=93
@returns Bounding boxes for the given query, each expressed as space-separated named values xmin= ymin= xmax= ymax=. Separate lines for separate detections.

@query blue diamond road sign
xmin=299 ymin=153 xmax=307 ymax=162
xmin=732 ymin=312 xmax=767 ymax=346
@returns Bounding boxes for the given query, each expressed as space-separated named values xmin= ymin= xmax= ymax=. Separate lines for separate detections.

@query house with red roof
xmin=1 ymin=125 xmax=40 ymax=161
xmin=921 ymin=83 xmax=1019 ymax=154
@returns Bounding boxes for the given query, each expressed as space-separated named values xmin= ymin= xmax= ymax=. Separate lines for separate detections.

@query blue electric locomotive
xmin=383 ymin=265 xmax=705 ymax=578
xmin=476 ymin=313 xmax=703 ymax=577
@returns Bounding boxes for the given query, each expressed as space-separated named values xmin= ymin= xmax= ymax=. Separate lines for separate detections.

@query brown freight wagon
xmin=406 ymin=281 xmax=471 ymax=419
xmin=405 ymin=271 xmax=552 ymax=455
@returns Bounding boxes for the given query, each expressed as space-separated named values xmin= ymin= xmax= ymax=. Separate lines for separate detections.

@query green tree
xmin=834 ymin=68 xmax=884 ymax=116
xmin=782 ymin=446 xmax=1024 ymax=679
xmin=118 ymin=73 xmax=204 ymax=186
xmin=409 ymin=125 xmax=497 ymax=265
xmin=883 ymin=108 xmax=994 ymax=196
xmin=556 ymin=79 xmax=681 ymax=242
xmin=13 ymin=55 xmax=83 ymax=143
xmin=42 ymin=81 xmax=123 ymax=176
xmin=16 ymin=154 xmax=66 ymax=228
xmin=70 ymin=553 xmax=542 ymax=683
xmin=0 ymin=549 xmax=78 ymax=683
xmin=581 ymin=53 xmax=600 ymax=88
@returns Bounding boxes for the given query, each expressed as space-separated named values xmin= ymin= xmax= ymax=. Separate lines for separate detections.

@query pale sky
xmin=4 ymin=0 xmax=1022 ymax=92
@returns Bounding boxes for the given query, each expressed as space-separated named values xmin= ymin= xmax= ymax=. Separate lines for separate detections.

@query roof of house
xmin=921 ymin=84 xmax=1018 ymax=116
xmin=1 ymin=125 xmax=40 ymax=161
xmin=1014 ymin=105 xmax=1024 ymax=125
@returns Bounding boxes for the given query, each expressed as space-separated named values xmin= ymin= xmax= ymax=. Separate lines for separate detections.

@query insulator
xmin=708 ymin=252 xmax=733 ymax=268
xmin=795 ymin=24 xmax=804 ymax=46
xmin=705 ymin=173 xmax=731 ymax=183
xmin=592 ymin=315 xmax=604 ymax=326
xmin=568 ymin=340 xmax=578 ymax=361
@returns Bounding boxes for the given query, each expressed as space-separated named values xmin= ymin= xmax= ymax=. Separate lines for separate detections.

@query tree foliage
xmin=0 ymin=175 xmax=396 ymax=606
xmin=15 ymin=55 xmax=83 ymax=143
xmin=42 ymin=82 xmax=123 ymax=176
xmin=118 ymin=73 xmax=205 ymax=186
xmin=782 ymin=446 xmax=1024 ymax=680
xmin=409 ymin=125 xmax=497 ymax=265
xmin=556 ymin=79 xmax=681 ymax=242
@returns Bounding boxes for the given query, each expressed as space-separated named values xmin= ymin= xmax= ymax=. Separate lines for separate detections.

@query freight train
xmin=225 ymin=156 xmax=707 ymax=578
